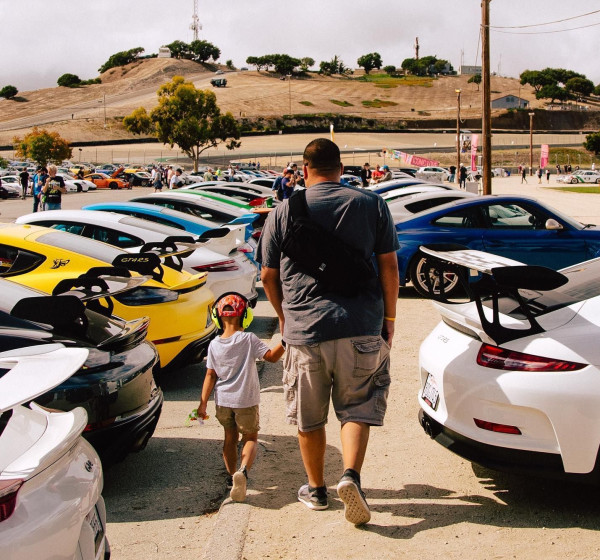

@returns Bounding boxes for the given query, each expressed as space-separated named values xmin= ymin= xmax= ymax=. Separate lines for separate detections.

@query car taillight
xmin=192 ymin=260 xmax=239 ymax=273
xmin=115 ymin=287 xmax=179 ymax=305
xmin=474 ymin=418 xmax=522 ymax=435
xmin=251 ymin=230 xmax=262 ymax=241
xmin=0 ymin=479 xmax=23 ymax=522
xmin=476 ymin=344 xmax=586 ymax=372
xmin=248 ymin=197 xmax=266 ymax=207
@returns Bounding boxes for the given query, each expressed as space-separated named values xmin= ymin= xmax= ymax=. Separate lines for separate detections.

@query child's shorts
xmin=215 ymin=405 xmax=260 ymax=434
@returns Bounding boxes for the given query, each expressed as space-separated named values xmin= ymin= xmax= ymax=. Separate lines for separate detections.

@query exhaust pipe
xmin=419 ymin=410 xmax=441 ymax=439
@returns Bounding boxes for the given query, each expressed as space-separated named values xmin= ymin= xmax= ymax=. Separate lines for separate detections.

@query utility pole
xmin=190 ymin=0 xmax=201 ymax=42
xmin=287 ymin=74 xmax=292 ymax=115
xmin=481 ymin=0 xmax=492 ymax=195
xmin=456 ymin=89 xmax=461 ymax=185
xmin=103 ymin=94 xmax=107 ymax=128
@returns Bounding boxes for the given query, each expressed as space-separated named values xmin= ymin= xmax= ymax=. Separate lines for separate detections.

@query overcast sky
xmin=2 ymin=0 xmax=599 ymax=92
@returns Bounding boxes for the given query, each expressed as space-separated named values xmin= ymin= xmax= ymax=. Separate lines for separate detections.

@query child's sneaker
xmin=297 ymin=484 xmax=329 ymax=510
xmin=225 ymin=475 xmax=233 ymax=489
xmin=336 ymin=469 xmax=371 ymax=525
xmin=230 ymin=467 xmax=248 ymax=502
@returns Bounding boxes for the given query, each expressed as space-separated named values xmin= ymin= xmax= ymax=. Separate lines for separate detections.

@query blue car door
xmin=480 ymin=201 xmax=590 ymax=269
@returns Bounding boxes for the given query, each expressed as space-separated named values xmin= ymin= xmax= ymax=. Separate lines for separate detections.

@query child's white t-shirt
xmin=206 ymin=331 xmax=269 ymax=408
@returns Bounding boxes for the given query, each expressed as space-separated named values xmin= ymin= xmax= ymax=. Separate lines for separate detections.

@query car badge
xmin=50 ymin=258 xmax=70 ymax=269
xmin=84 ymin=460 xmax=94 ymax=473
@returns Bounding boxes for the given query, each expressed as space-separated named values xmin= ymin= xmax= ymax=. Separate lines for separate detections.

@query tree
xmin=0 ymin=85 xmax=18 ymax=99
xmin=319 ymin=56 xmax=349 ymax=76
xmin=594 ymin=84 xmax=600 ymax=97
xmin=300 ymin=57 xmax=315 ymax=72
xmin=271 ymin=54 xmax=301 ymax=75
xmin=189 ymin=40 xmax=220 ymax=62
xmin=225 ymin=59 xmax=234 ymax=70
xmin=383 ymin=65 xmax=396 ymax=76
xmin=584 ymin=131 xmax=600 ymax=155
xmin=357 ymin=52 xmax=382 ymax=75
xmin=123 ymin=76 xmax=241 ymax=172
xmin=468 ymin=73 xmax=482 ymax=91
xmin=57 ymin=73 xmax=82 ymax=87
xmin=401 ymin=58 xmax=418 ymax=75
xmin=164 ymin=40 xmax=191 ymax=60
xmin=519 ymin=69 xmax=555 ymax=93
xmin=536 ymin=83 xmax=569 ymax=104
xmin=13 ymin=127 xmax=72 ymax=166
xmin=99 ymin=47 xmax=144 ymax=73
xmin=565 ymin=77 xmax=594 ymax=97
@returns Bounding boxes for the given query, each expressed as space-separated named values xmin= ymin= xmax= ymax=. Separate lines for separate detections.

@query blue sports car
xmin=396 ymin=195 xmax=600 ymax=296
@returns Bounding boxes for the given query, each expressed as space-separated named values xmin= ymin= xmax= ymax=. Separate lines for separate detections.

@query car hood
xmin=0 ymin=346 xmax=88 ymax=412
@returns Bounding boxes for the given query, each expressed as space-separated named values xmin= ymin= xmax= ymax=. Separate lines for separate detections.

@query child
xmin=197 ymin=293 xmax=284 ymax=502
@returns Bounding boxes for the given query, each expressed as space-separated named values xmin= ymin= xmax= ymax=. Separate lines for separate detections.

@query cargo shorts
xmin=282 ymin=335 xmax=391 ymax=432
xmin=215 ymin=405 xmax=260 ymax=434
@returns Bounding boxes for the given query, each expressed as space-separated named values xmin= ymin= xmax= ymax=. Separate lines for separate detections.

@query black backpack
xmin=281 ymin=189 xmax=376 ymax=297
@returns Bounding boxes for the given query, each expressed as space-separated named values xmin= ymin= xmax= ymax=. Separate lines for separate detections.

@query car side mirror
xmin=545 ymin=218 xmax=563 ymax=230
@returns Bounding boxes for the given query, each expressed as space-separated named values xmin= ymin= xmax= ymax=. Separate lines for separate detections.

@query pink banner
xmin=393 ymin=151 xmax=439 ymax=167
xmin=540 ymin=144 xmax=549 ymax=169
xmin=471 ymin=134 xmax=479 ymax=171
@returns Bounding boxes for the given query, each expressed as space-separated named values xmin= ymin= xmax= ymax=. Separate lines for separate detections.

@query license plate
xmin=421 ymin=373 xmax=439 ymax=410
xmin=85 ymin=506 xmax=104 ymax=555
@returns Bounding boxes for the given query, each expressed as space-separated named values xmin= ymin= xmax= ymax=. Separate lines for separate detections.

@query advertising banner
xmin=540 ymin=144 xmax=549 ymax=169
xmin=471 ymin=134 xmax=479 ymax=171
xmin=393 ymin=151 xmax=439 ymax=167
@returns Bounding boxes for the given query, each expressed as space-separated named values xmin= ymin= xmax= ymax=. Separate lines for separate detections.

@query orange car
xmin=84 ymin=167 xmax=130 ymax=189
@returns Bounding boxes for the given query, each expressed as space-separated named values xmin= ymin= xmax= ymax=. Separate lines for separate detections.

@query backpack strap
xmin=288 ymin=189 xmax=308 ymax=221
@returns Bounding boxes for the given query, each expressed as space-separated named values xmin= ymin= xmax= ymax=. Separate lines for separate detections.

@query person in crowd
xmin=153 ymin=171 xmax=164 ymax=192
xmin=281 ymin=168 xmax=296 ymax=199
xmin=33 ymin=167 xmax=47 ymax=212
xmin=41 ymin=164 xmax=67 ymax=210
xmin=169 ymin=168 xmax=184 ymax=189
xmin=546 ymin=168 xmax=551 ymax=183
xmin=19 ymin=167 xmax=29 ymax=199
xmin=360 ymin=162 xmax=372 ymax=188
xmin=196 ymin=293 xmax=284 ymax=502
xmin=459 ymin=165 xmax=468 ymax=188
xmin=521 ymin=165 xmax=528 ymax=184
xmin=204 ymin=167 xmax=214 ymax=182
xmin=258 ymin=138 xmax=399 ymax=526
xmin=537 ymin=167 xmax=543 ymax=184
xmin=370 ymin=164 xmax=383 ymax=185
xmin=449 ymin=165 xmax=457 ymax=183
xmin=379 ymin=165 xmax=392 ymax=183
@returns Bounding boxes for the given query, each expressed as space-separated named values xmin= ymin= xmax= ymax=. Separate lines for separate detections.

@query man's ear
xmin=340 ymin=162 xmax=344 ymax=175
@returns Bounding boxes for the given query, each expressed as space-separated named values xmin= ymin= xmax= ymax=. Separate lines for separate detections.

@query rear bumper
xmin=161 ymin=328 xmax=216 ymax=372
xmin=85 ymin=388 xmax=164 ymax=466
xmin=418 ymin=409 xmax=600 ymax=484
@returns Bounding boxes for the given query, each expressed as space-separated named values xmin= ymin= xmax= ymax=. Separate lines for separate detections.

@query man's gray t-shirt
xmin=206 ymin=331 xmax=269 ymax=408
xmin=257 ymin=182 xmax=399 ymax=345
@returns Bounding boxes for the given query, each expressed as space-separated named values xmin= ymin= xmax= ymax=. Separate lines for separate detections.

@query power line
xmin=490 ymin=9 xmax=600 ymax=29
xmin=493 ymin=20 xmax=600 ymax=35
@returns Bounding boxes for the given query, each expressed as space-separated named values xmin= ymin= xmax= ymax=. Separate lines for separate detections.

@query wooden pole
xmin=481 ymin=0 xmax=492 ymax=194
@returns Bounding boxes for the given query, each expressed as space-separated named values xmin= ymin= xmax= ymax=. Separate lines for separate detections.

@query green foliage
xmin=57 ymin=73 xmax=82 ymax=87
xmin=319 ymin=56 xmax=350 ymax=76
xmin=565 ymin=77 xmax=594 ymax=97
xmin=362 ymin=99 xmax=398 ymax=108
xmin=468 ymin=73 xmax=482 ymax=91
xmin=584 ymin=131 xmax=600 ymax=155
xmin=519 ymin=70 xmax=554 ymax=92
xmin=189 ymin=40 xmax=220 ymax=62
xmin=0 ymin=156 xmax=9 ymax=168
xmin=245 ymin=54 xmax=300 ymax=75
xmin=299 ymin=100 xmax=314 ymax=106
xmin=165 ymin=40 xmax=190 ymax=59
xmin=80 ymin=78 xmax=102 ymax=86
xmin=13 ymin=127 xmax=72 ymax=166
xmin=357 ymin=52 xmax=382 ymax=75
xmin=0 ymin=85 xmax=18 ymax=99
xmin=225 ymin=59 xmax=234 ymax=70
xmin=330 ymin=99 xmax=353 ymax=107
xmin=401 ymin=55 xmax=451 ymax=76
xmin=536 ymin=83 xmax=568 ymax=103
xmin=300 ymin=57 xmax=315 ymax=72
xmin=99 ymin=47 xmax=144 ymax=73
xmin=594 ymin=85 xmax=600 ymax=97
xmin=123 ymin=76 xmax=241 ymax=172
xmin=383 ymin=65 xmax=396 ymax=76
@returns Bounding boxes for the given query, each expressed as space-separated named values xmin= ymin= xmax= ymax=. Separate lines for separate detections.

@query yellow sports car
xmin=0 ymin=223 xmax=216 ymax=371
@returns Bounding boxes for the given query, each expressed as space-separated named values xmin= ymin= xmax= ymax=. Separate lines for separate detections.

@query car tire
xmin=409 ymin=254 xmax=460 ymax=297
xmin=109 ymin=182 xmax=118 ymax=189
xmin=596 ymin=178 xmax=600 ymax=184
xmin=571 ymin=178 xmax=578 ymax=184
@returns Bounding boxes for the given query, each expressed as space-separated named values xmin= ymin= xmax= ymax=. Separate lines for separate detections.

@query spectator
xmin=360 ymin=162 xmax=371 ymax=188
xmin=41 ymin=164 xmax=67 ymax=210
xmin=19 ymin=168 xmax=29 ymax=199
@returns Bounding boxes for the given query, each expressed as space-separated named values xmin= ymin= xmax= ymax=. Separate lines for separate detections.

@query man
xmin=19 ymin=168 xmax=30 ymax=199
xmin=169 ymin=168 xmax=184 ymax=189
xmin=203 ymin=167 xmax=214 ymax=182
xmin=379 ymin=165 xmax=392 ymax=183
xmin=258 ymin=138 xmax=399 ymax=526
xmin=281 ymin=168 xmax=296 ymax=199
xmin=359 ymin=162 xmax=371 ymax=187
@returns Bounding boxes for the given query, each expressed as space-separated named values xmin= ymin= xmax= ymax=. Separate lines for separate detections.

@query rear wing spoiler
xmin=419 ymin=245 xmax=569 ymax=344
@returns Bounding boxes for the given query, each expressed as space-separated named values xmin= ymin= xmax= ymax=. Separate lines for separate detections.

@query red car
xmin=84 ymin=167 xmax=130 ymax=189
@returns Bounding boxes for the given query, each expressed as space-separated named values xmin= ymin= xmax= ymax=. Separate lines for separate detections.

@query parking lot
xmin=3 ymin=177 xmax=600 ymax=559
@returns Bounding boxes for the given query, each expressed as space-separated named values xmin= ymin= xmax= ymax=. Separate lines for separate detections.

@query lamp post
xmin=286 ymin=74 xmax=292 ymax=115
xmin=528 ymin=112 xmax=535 ymax=175
xmin=456 ymin=89 xmax=461 ymax=184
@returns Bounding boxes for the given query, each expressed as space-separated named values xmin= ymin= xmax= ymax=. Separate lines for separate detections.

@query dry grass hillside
xmin=0 ymin=57 xmax=573 ymax=145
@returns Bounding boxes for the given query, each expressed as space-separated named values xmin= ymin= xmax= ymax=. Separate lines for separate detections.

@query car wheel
xmin=109 ymin=182 xmax=118 ymax=189
xmin=409 ymin=254 xmax=460 ymax=297
xmin=596 ymin=178 xmax=600 ymax=184
xmin=571 ymin=178 xmax=578 ymax=184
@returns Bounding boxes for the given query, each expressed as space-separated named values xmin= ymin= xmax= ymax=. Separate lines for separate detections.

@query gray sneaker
xmin=337 ymin=473 xmax=371 ymax=525
xmin=230 ymin=470 xmax=247 ymax=502
xmin=297 ymin=484 xmax=329 ymax=510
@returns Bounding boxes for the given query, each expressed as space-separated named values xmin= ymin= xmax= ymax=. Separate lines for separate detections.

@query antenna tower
xmin=414 ymin=37 xmax=419 ymax=60
xmin=190 ymin=0 xmax=201 ymax=41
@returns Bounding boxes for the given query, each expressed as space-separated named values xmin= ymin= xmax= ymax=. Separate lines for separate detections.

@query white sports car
xmin=417 ymin=247 xmax=600 ymax=483
xmin=565 ymin=170 xmax=600 ymax=184
xmin=0 ymin=346 xmax=109 ymax=560
xmin=17 ymin=209 xmax=258 ymax=306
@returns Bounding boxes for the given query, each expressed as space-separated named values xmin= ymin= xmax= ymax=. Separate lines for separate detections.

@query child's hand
xmin=197 ymin=403 xmax=208 ymax=419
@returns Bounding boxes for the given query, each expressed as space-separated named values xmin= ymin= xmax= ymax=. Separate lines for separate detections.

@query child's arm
xmin=263 ymin=341 xmax=285 ymax=363
xmin=197 ymin=368 xmax=217 ymax=419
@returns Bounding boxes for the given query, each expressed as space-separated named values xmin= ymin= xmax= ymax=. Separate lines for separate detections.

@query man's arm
xmin=261 ymin=266 xmax=285 ymax=335
xmin=376 ymin=251 xmax=399 ymax=346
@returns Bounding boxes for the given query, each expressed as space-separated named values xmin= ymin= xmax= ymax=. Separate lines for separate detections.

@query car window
xmin=405 ymin=197 xmax=464 ymax=214
xmin=432 ymin=207 xmax=481 ymax=228
xmin=30 ymin=220 xmax=86 ymax=236
xmin=483 ymin=203 xmax=549 ymax=230
xmin=124 ymin=212 xmax=186 ymax=230
xmin=0 ymin=243 xmax=45 ymax=277
xmin=82 ymin=225 xmax=144 ymax=249
xmin=136 ymin=198 xmax=233 ymax=224
xmin=37 ymin=231 xmax=123 ymax=262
